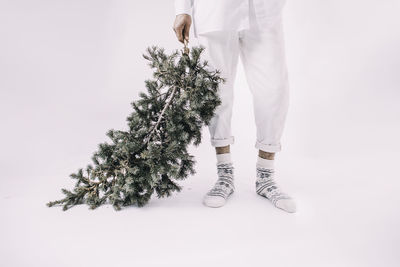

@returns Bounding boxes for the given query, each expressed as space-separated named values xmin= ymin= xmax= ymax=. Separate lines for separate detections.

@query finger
xmin=183 ymin=25 xmax=190 ymax=41
xmin=175 ymin=26 xmax=184 ymax=43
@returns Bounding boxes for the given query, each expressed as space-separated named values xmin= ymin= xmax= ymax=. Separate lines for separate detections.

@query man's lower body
xmin=196 ymin=19 xmax=296 ymax=213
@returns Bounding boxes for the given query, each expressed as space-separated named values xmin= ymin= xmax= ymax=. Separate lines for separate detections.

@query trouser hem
xmin=210 ymin=136 xmax=235 ymax=147
xmin=255 ymin=141 xmax=282 ymax=153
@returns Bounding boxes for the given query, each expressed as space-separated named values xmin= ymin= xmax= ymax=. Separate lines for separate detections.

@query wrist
xmin=176 ymin=13 xmax=191 ymax=17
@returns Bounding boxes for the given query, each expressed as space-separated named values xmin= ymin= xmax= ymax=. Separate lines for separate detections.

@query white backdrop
xmin=1 ymin=1 xmax=399 ymax=266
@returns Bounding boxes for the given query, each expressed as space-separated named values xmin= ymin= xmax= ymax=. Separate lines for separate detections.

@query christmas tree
xmin=47 ymin=45 xmax=224 ymax=211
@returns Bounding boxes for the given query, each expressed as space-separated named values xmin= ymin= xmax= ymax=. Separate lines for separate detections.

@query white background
xmin=1 ymin=0 xmax=399 ymax=266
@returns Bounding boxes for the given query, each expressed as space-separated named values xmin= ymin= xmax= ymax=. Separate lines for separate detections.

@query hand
xmin=173 ymin=14 xmax=192 ymax=44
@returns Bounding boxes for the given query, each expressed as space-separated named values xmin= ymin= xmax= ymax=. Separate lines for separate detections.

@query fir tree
xmin=46 ymin=45 xmax=224 ymax=211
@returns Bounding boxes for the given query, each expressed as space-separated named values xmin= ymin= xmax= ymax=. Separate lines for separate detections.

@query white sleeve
xmin=174 ymin=0 xmax=193 ymax=16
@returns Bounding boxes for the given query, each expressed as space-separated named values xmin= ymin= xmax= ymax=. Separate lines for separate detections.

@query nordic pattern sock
xmin=203 ymin=153 xmax=234 ymax=208
xmin=256 ymin=156 xmax=296 ymax=213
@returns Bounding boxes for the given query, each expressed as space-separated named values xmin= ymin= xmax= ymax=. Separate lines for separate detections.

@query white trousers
xmin=196 ymin=19 xmax=290 ymax=153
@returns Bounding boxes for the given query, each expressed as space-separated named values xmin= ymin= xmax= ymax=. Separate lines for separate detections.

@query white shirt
xmin=174 ymin=0 xmax=287 ymax=37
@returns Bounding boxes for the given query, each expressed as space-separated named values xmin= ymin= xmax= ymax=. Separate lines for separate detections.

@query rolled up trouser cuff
xmin=255 ymin=140 xmax=282 ymax=153
xmin=210 ymin=136 xmax=235 ymax=147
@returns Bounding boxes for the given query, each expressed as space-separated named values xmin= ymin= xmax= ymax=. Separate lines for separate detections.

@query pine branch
xmin=47 ymin=45 xmax=225 ymax=211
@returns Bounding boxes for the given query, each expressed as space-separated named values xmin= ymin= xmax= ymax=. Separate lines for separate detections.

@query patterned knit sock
xmin=256 ymin=156 xmax=296 ymax=213
xmin=203 ymin=153 xmax=235 ymax=208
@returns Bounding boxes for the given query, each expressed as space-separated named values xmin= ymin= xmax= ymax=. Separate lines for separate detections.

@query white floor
xmin=1 ymin=147 xmax=399 ymax=267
